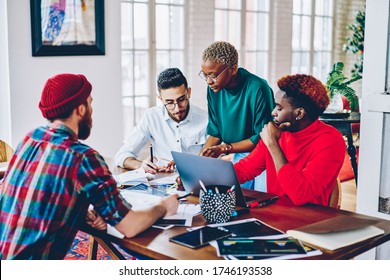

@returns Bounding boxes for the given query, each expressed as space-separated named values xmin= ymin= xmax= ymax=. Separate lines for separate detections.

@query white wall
xmin=185 ymin=0 xmax=214 ymax=109
xmin=4 ymin=0 xmax=123 ymax=158
xmin=356 ymin=0 xmax=390 ymax=260
xmin=0 ymin=0 xmax=11 ymax=145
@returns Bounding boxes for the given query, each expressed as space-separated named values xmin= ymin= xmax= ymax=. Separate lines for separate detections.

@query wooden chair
xmin=328 ymin=178 xmax=342 ymax=209
xmin=0 ymin=140 xmax=14 ymax=180
xmin=0 ymin=140 xmax=13 ymax=163
xmin=88 ymin=235 xmax=126 ymax=260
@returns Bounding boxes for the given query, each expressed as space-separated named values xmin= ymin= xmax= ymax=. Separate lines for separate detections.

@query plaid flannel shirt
xmin=0 ymin=124 xmax=131 ymax=259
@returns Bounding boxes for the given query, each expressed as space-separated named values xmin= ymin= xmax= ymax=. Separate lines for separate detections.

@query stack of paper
xmin=113 ymin=167 xmax=149 ymax=186
xmin=107 ymin=203 xmax=201 ymax=238
xmin=149 ymin=173 xmax=179 ymax=186
xmin=154 ymin=204 xmax=201 ymax=229
xmin=113 ymin=168 xmax=179 ymax=189
xmin=108 ymin=188 xmax=200 ymax=238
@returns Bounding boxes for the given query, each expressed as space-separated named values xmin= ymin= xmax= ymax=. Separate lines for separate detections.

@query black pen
xmin=249 ymin=196 xmax=278 ymax=208
xmin=177 ymin=192 xmax=194 ymax=200
xmin=150 ymin=144 xmax=154 ymax=163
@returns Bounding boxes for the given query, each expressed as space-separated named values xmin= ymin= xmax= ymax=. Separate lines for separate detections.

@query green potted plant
xmin=326 ymin=61 xmax=360 ymax=112
xmin=325 ymin=9 xmax=365 ymax=113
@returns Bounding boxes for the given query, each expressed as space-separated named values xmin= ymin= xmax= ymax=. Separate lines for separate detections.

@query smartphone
xmin=169 ymin=226 xmax=232 ymax=249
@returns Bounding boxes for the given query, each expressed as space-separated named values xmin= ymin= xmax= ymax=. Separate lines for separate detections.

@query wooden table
xmin=81 ymin=189 xmax=390 ymax=260
xmin=319 ymin=112 xmax=360 ymax=185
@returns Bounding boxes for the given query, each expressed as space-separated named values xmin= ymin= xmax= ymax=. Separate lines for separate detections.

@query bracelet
xmin=224 ymin=143 xmax=233 ymax=155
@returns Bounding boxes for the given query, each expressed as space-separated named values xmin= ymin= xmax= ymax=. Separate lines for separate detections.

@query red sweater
xmin=234 ymin=120 xmax=346 ymax=206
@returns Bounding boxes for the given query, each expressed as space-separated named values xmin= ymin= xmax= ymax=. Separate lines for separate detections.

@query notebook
xmin=286 ymin=216 xmax=385 ymax=251
xmin=171 ymin=151 xmax=278 ymax=208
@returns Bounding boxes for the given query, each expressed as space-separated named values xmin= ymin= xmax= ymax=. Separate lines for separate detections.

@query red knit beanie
xmin=39 ymin=73 xmax=92 ymax=119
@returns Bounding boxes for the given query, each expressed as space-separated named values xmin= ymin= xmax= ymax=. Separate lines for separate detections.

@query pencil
xmin=199 ymin=180 xmax=207 ymax=193
xmin=150 ymin=143 xmax=153 ymax=163
xmin=177 ymin=192 xmax=193 ymax=200
xmin=166 ymin=183 xmax=178 ymax=192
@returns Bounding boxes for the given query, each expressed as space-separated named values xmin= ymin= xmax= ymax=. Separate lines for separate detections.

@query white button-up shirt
xmin=115 ymin=103 xmax=208 ymax=167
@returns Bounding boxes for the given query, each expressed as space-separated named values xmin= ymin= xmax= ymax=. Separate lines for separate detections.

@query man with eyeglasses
xmin=115 ymin=68 xmax=208 ymax=174
xmin=199 ymin=41 xmax=275 ymax=190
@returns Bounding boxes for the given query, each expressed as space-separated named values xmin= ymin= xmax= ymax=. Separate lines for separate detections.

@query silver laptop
xmin=171 ymin=151 xmax=277 ymax=208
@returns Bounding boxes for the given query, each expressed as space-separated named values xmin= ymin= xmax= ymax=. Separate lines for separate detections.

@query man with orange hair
xmin=234 ymin=74 xmax=345 ymax=206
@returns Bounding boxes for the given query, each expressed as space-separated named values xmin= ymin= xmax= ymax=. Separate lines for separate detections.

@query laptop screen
xmin=172 ymin=151 xmax=274 ymax=207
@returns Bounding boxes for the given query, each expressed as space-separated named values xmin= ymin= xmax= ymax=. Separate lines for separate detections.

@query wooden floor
xmin=340 ymin=179 xmax=357 ymax=212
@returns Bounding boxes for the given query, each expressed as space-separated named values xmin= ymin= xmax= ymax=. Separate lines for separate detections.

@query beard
xmin=168 ymin=104 xmax=190 ymax=122
xmin=78 ymin=108 xmax=92 ymax=140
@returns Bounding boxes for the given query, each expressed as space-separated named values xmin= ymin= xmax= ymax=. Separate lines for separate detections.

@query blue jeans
xmin=232 ymin=152 xmax=267 ymax=192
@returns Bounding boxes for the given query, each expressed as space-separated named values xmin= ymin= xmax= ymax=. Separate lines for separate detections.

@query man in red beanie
xmin=0 ymin=73 xmax=179 ymax=260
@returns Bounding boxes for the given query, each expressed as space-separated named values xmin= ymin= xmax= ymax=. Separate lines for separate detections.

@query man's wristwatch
xmin=224 ymin=143 xmax=233 ymax=155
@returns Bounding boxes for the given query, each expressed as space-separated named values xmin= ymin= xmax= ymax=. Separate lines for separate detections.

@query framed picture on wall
xmin=30 ymin=0 xmax=105 ymax=56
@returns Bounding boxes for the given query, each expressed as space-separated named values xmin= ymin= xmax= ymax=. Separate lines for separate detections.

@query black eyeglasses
xmin=198 ymin=66 xmax=229 ymax=83
xmin=162 ymin=93 xmax=189 ymax=110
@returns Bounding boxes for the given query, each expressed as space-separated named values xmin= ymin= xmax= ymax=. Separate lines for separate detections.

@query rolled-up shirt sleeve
xmin=114 ymin=116 xmax=151 ymax=168
xmin=79 ymin=151 xmax=132 ymax=226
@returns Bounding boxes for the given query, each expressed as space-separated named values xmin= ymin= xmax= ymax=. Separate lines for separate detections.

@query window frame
xmin=214 ymin=0 xmax=271 ymax=80
xmin=291 ymin=0 xmax=335 ymax=82
xmin=120 ymin=0 xmax=186 ymax=134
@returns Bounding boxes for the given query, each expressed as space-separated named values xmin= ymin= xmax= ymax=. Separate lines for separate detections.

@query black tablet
xmin=169 ymin=226 xmax=232 ymax=249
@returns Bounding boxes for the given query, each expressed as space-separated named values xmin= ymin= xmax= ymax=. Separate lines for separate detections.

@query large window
xmin=214 ymin=0 xmax=270 ymax=80
xmin=292 ymin=0 xmax=334 ymax=82
xmin=121 ymin=0 xmax=185 ymax=136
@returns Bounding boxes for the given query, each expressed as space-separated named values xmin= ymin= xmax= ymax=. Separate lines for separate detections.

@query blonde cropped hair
xmin=201 ymin=41 xmax=238 ymax=67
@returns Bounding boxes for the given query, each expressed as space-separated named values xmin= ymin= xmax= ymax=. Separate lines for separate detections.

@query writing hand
xmin=141 ymin=158 xmax=159 ymax=174
xmin=160 ymin=194 xmax=180 ymax=216
xmin=157 ymin=160 xmax=175 ymax=173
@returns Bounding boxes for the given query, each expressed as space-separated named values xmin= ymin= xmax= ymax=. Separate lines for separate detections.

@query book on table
xmin=286 ymin=216 xmax=385 ymax=251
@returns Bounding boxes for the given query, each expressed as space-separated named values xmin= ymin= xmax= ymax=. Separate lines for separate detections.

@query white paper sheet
xmin=106 ymin=191 xmax=200 ymax=238
xmin=149 ymin=173 xmax=179 ymax=185
xmin=113 ymin=167 xmax=148 ymax=184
